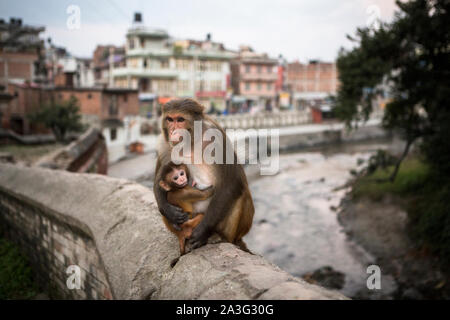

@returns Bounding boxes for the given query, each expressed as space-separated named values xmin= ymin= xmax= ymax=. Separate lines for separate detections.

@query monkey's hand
xmin=161 ymin=203 xmax=188 ymax=227
xmin=189 ymin=224 xmax=210 ymax=249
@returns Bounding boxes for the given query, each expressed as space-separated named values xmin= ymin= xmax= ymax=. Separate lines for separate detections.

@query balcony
xmin=112 ymin=67 xmax=178 ymax=79
xmin=240 ymin=72 xmax=278 ymax=81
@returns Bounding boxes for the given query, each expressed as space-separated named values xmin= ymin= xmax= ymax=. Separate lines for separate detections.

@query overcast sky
xmin=1 ymin=0 xmax=400 ymax=62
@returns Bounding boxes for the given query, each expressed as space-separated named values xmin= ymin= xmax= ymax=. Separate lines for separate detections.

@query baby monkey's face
xmin=171 ymin=167 xmax=188 ymax=188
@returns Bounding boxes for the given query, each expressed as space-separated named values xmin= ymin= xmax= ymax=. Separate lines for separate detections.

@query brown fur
xmin=159 ymin=163 xmax=214 ymax=255
xmin=154 ymin=98 xmax=255 ymax=251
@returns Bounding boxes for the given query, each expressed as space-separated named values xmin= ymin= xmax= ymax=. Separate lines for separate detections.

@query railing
xmin=212 ymin=110 xmax=312 ymax=129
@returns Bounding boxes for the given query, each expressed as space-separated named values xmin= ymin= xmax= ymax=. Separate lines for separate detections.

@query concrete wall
xmin=0 ymin=163 xmax=347 ymax=300
xmin=213 ymin=110 xmax=312 ymax=130
xmin=35 ymin=127 xmax=108 ymax=174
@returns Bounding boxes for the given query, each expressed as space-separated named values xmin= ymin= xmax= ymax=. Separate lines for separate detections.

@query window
xmin=267 ymin=83 xmax=272 ymax=90
xmin=245 ymin=65 xmax=250 ymax=73
xmin=257 ymin=66 xmax=262 ymax=73
xmin=160 ymin=59 xmax=169 ymax=69
xmin=257 ymin=83 xmax=262 ymax=90
xmin=123 ymin=94 xmax=128 ymax=102
xmin=210 ymin=80 xmax=222 ymax=91
xmin=267 ymin=66 xmax=272 ymax=73
xmin=209 ymin=61 xmax=221 ymax=72
xmin=129 ymin=38 xmax=135 ymax=49
xmin=158 ymin=80 xmax=173 ymax=94
xmin=110 ymin=128 xmax=117 ymax=141
xmin=176 ymin=59 xmax=190 ymax=70
xmin=245 ymin=82 xmax=250 ymax=90
xmin=109 ymin=95 xmax=118 ymax=116
xmin=177 ymin=80 xmax=189 ymax=92
xmin=87 ymin=93 xmax=92 ymax=99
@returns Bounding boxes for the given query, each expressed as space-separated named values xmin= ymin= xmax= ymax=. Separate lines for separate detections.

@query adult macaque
xmin=154 ymin=98 xmax=254 ymax=250
xmin=158 ymin=162 xmax=214 ymax=255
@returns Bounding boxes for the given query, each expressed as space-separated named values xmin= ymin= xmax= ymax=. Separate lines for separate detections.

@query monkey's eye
xmin=166 ymin=117 xmax=174 ymax=122
xmin=173 ymin=176 xmax=178 ymax=181
xmin=180 ymin=171 xmax=184 ymax=176
xmin=177 ymin=117 xmax=185 ymax=123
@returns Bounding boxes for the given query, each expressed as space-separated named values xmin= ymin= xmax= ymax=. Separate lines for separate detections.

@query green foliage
xmin=173 ymin=45 xmax=183 ymax=56
xmin=335 ymin=0 xmax=450 ymax=170
xmin=337 ymin=0 xmax=450 ymax=264
xmin=408 ymin=182 xmax=450 ymax=264
xmin=354 ymin=156 xmax=450 ymax=265
xmin=353 ymin=157 xmax=430 ymax=200
xmin=0 ymin=237 xmax=38 ymax=299
xmin=365 ymin=150 xmax=398 ymax=175
xmin=29 ymin=96 xmax=83 ymax=142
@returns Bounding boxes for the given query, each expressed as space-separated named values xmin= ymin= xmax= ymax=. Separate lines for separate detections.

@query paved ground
xmin=108 ymin=152 xmax=157 ymax=181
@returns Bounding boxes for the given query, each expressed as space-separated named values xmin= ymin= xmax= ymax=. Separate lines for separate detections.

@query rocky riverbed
xmin=129 ymin=137 xmax=446 ymax=299
xmin=245 ymin=138 xmax=449 ymax=299
xmin=338 ymin=194 xmax=450 ymax=299
xmin=244 ymin=141 xmax=395 ymax=299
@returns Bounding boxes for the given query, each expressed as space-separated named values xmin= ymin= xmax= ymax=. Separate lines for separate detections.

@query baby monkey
xmin=159 ymin=162 xmax=214 ymax=255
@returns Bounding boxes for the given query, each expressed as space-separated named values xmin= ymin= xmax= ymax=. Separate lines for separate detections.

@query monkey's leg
xmin=179 ymin=235 xmax=186 ymax=255
xmin=182 ymin=214 xmax=204 ymax=239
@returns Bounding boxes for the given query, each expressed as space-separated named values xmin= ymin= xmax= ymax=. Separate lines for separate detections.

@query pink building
xmin=230 ymin=46 xmax=278 ymax=112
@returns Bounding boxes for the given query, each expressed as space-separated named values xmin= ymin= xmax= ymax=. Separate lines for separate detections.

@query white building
xmin=112 ymin=13 xmax=236 ymax=113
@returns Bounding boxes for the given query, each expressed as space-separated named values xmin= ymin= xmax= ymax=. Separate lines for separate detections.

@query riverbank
xmin=337 ymin=156 xmax=450 ymax=299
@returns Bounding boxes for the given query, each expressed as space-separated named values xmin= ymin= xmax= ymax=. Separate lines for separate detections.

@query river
xmin=244 ymin=140 xmax=399 ymax=298
xmin=134 ymin=139 xmax=399 ymax=298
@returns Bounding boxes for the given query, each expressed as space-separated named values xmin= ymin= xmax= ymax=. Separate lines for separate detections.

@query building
xmin=112 ymin=13 xmax=235 ymax=115
xmin=92 ymin=45 xmax=125 ymax=87
xmin=0 ymin=17 xmax=46 ymax=91
xmin=2 ymin=79 xmax=138 ymax=134
xmin=286 ymin=60 xmax=338 ymax=112
xmin=230 ymin=46 xmax=278 ymax=112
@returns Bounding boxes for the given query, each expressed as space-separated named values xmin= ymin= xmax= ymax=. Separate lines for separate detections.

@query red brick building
xmin=286 ymin=60 xmax=338 ymax=110
xmin=1 ymin=83 xmax=139 ymax=135
xmin=231 ymin=46 xmax=278 ymax=112
xmin=0 ymin=18 xmax=46 ymax=90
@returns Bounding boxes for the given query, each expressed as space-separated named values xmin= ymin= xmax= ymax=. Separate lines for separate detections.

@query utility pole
xmin=109 ymin=46 xmax=114 ymax=88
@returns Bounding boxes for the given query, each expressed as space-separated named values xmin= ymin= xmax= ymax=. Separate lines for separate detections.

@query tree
xmin=334 ymin=0 xmax=450 ymax=181
xmin=29 ymin=96 xmax=84 ymax=142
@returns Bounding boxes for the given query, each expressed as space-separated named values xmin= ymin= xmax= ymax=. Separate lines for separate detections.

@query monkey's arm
xmin=190 ymin=165 xmax=243 ymax=248
xmin=153 ymin=157 xmax=188 ymax=226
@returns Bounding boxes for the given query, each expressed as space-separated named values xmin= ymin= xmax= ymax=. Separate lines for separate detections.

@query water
xmin=244 ymin=141 xmax=395 ymax=298
xmin=137 ymin=139 xmax=399 ymax=298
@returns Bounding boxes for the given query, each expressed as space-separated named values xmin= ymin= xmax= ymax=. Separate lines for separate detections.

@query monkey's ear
xmin=159 ymin=180 xmax=171 ymax=191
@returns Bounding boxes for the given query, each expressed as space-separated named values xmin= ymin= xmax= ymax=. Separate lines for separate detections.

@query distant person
xmin=207 ymin=102 xmax=217 ymax=115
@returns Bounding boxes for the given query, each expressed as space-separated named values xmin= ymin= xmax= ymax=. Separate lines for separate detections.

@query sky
xmin=0 ymin=0 xmax=400 ymax=62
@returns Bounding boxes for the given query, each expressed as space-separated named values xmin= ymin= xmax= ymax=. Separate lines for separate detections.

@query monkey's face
xmin=170 ymin=167 xmax=188 ymax=188
xmin=165 ymin=113 xmax=190 ymax=144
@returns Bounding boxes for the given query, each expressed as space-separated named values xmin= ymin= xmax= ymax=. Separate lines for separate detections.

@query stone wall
xmin=0 ymin=192 xmax=112 ymax=299
xmin=35 ymin=127 xmax=108 ymax=174
xmin=0 ymin=163 xmax=347 ymax=300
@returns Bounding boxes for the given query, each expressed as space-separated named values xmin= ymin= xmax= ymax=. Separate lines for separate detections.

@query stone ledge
xmin=0 ymin=163 xmax=347 ymax=300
